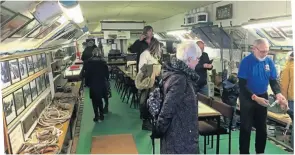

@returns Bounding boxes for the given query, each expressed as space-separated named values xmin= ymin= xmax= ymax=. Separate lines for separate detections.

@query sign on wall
xmin=103 ymin=31 xmax=131 ymax=39
xmin=216 ymin=4 xmax=233 ymax=20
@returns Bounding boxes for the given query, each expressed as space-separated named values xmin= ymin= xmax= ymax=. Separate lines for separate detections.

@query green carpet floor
xmin=76 ymin=81 xmax=290 ymax=154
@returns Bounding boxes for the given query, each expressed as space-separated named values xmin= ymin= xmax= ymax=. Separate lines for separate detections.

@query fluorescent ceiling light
xmin=242 ymin=15 xmax=292 ymax=29
xmin=59 ymin=3 xmax=84 ymax=24
xmin=167 ymin=30 xmax=189 ymax=35
xmin=57 ymin=15 xmax=67 ymax=24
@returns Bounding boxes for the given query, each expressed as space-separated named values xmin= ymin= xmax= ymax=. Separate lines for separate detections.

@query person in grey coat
xmin=155 ymin=41 xmax=202 ymax=154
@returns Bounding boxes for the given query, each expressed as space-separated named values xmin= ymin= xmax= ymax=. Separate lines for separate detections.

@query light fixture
xmin=58 ymin=1 xmax=84 ymax=24
xmin=167 ymin=30 xmax=189 ymax=35
xmin=57 ymin=15 xmax=67 ymax=24
xmin=242 ymin=15 xmax=292 ymax=29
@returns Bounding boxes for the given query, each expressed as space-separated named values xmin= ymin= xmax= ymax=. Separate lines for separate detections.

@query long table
xmin=117 ymin=66 xmax=136 ymax=80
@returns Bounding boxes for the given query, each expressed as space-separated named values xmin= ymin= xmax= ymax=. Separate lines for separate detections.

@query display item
xmin=14 ymin=88 xmax=25 ymax=115
xmin=40 ymin=74 xmax=46 ymax=91
xmin=37 ymin=54 xmax=43 ymax=70
xmin=36 ymin=77 xmax=42 ymax=95
xmin=26 ymin=56 xmax=34 ymax=75
xmin=23 ymin=83 xmax=32 ymax=107
xmin=3 ymin=94 xmax=16 ymax=125
xmin=22 ymin=110 xmax=37 ymax=135
xmin=1 ymin=61 xmax=11 ymax=89
xmin=9 ymin=59 xmax=20 ymax=84
xmin=32 ymin=55 xmax=39 ymax=72
xmin=30 ymin=80 xmax=37 ymax=100
xmin=18 ymin=58 xmax=28 ymax=79
xmin=41 ymin=53 xmax=47 ymax=67
xmin=8 ymin=122 xmax=25 ymax=154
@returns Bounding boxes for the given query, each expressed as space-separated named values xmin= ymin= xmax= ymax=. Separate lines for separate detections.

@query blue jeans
xmin=199 ymin=85 xmax=209 ymax=96
xmin=288 ymin=101 xmax=294 ymax=149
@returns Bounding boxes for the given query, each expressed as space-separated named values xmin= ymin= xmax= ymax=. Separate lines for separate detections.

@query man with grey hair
xmin=238 ymin=38 xmax=288 ymax=154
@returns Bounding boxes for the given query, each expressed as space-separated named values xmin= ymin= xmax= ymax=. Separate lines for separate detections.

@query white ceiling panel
xmin=80 ymin=1 xmax=217 ymax=32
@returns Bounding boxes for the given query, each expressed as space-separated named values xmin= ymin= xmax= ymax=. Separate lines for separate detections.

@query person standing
xmin=84 ymin=48 xmax=109 ymax=122
xmin=135 ymin=39 xmax=161 ymax=131
xmin=280 ymin=52 xmax=294 ymax=148
xmin=130 ymin=26 xmax=155 ymax=72
xmin=195 ymin=41 xmax=213 ymax=95
xmin=238 ymin=38 xmax=288 ymax=154
xmin=155 ymin=41 xmax=201 ymax=153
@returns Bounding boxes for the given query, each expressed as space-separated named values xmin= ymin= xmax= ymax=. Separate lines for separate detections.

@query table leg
xmin=216 ymin=116 xmax=220 ymax=154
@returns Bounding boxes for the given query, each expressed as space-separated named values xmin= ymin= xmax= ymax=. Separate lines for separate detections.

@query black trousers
xmin=91 ymin=95 xmax=104 ymax=118
xmin=239 ymin=92 xmax=268 ymax=154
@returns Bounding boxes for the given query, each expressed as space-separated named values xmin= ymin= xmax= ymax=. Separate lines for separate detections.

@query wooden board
xmin=91 ymin=134 xmax=138 ymax=154
xmin=198 ymin=102 xmax=221 ymax=117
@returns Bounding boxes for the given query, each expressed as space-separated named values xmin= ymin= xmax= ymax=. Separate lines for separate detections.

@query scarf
xmin=168 ymin=57 xmax=199 ymax=82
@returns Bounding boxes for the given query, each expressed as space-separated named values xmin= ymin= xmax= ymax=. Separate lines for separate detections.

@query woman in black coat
xmin=84 ymin=48 xmax=109 ymax=122
xmin=155 ymin=41 xmax=202 ymax=154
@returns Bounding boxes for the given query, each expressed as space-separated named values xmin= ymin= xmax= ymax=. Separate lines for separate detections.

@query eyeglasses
xmin=255 ymin=47 xmax=269 ymax=54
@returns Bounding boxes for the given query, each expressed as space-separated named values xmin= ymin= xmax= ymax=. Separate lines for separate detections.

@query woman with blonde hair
xmin=136 ymin=38 xmax=162 ymax=131
xmin=154 ymin=41 xmax=202 ymax=153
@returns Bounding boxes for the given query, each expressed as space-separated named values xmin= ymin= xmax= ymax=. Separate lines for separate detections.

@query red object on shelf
xmin=70 ymin=65 xmax=80 ymax=70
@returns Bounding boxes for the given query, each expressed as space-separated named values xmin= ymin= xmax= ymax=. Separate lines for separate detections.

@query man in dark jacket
xmin=81 ymin=39 xmax=97 ymax=62
xmin=84 ymin=48 xmax=109 ymax=122
xmin=130 ymin=25 xmax=155 ymax=71
xmin=195 ymin=41 xmax=213 ymax=94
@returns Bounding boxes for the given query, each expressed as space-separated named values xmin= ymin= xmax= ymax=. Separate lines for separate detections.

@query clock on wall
xmin=216 ymin=4 xmax=233 ymax=20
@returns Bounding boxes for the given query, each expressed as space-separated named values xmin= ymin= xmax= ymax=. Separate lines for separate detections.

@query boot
xmin=103 ymin=107 xmax=109 ymax=114
xmin=142 ymin=119 xmax=152 ymax=131
xmin=93 ymin=117 xmax=99 ymax=122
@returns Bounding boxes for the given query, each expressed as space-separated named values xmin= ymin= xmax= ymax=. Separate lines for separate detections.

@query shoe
xmin=100 ymin=115 xmax=104 ymax=121
xmin=103 ymin=108 xmax=109 ymax=114
xmin=93 ymin=117 xmax=99 ymax=122
xmin=142 ymin=120 xmax=152 ymax=131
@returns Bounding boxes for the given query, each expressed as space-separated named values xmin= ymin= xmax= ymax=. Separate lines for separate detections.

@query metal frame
xmin=9 ymin=18 xmax=39 ymax=38
xmin=1 ymin=12 xmax=32 ymax=42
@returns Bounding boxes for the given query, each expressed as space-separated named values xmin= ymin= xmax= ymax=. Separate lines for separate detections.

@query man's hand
xmin=276 ymin=93 xmax=289 ymax=111
xmin=140 ymin=34 xmax=146 ymax=41
xmin=203 ymin=63 xmax=213 ymax=69
xmin=254 ymin=96 xmax=269 ymax=107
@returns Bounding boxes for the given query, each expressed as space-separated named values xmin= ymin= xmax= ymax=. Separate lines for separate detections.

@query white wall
xmin=149 ymin=1 xmax=291 ymax=32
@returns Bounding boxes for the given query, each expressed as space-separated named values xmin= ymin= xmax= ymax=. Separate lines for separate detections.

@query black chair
xmin=197 ymin=93 xmax=212 ymax=107
xmin=198 ymin=100 xmax=234 ymax=154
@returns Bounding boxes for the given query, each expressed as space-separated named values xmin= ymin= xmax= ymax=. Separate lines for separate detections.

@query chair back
xmin=197 ymin=93 xmax=212 ymax=106
xmin=211 ymin=100 xmax=233 ymax=119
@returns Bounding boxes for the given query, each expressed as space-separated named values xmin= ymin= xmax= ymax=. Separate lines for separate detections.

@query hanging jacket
xmin=221 ymin=80 xmax=239 ymax=106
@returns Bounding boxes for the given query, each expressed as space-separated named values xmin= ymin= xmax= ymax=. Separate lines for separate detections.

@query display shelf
xmin=7 ymin=87 xmax=51 ymax=131
xmin=0 ymin=49 xmax=54 ymax=61
xmin=2 ymin=69 xmax=48 ymax=97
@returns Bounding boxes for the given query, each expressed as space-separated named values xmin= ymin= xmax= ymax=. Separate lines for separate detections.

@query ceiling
xmin=80 ymin=1 xmax=217 ymax=32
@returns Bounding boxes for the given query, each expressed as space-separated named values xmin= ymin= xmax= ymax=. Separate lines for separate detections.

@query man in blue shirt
xmin=238 ymin=38 xmax=288 ymax=154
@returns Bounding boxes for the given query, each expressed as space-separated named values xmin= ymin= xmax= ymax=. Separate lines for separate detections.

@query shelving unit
xmin=1 ymin=44 xmax=79 ymax=154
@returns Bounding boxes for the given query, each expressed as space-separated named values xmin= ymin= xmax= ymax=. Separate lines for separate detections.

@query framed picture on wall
xmin=37 ymin=54 xmax=42 ymax=70
xmin=41 ymin=53 xmax=47 ymax=67
xmin=262 ymin=27 xmax=283 ymax=39
xmin=23 ymin=83 xmax=32 ymax=107
xmin=36 ymin=77 xmax=41 ymax=95
xmin=25 ymin=56 xmax=34 ymax=75
xmin=9 ymin=59 xmax=20 ymax=84
xmin=1 ymin=61 xmax=11 ymax=89
xmin=32 ymin=55 xmax=39 ymax=73
xmin=216 ymin=4 xmax=233 ymax=20
xmin=30 ymin=79 xmax=37 ymax=100
xmin=3 ymin=94 xmax=16 ymax=125
xmin=278 ymin=26 xmax=293 ymax=38
xmin=18 ymin=58 xmax=28 ymax=79
xmin=13 ymin=88 xmax=25 ymax=115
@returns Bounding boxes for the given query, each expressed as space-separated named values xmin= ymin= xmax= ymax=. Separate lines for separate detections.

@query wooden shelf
xmin=2 ymin=69 xmax=48 ymax=98
xmin=0 ymin=49 xmax=54 ymax=61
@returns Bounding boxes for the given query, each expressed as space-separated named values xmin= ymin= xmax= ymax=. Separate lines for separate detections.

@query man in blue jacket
xmin=238 ymin=38 xmax=288 ymax=154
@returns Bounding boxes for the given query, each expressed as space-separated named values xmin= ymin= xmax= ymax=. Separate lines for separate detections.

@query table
xmin=198 ymin=102 xmax=222 ymax=154
xmin=118 ymin=66 xmax=136 ymax=80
